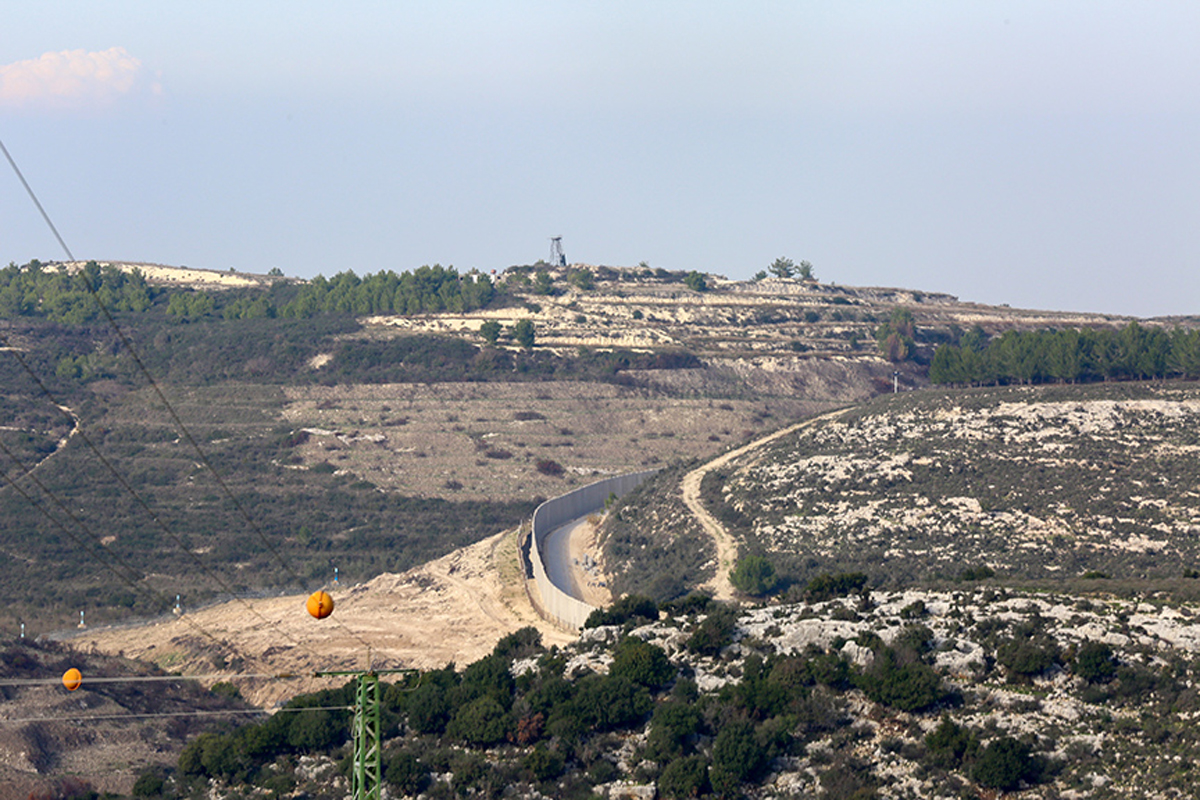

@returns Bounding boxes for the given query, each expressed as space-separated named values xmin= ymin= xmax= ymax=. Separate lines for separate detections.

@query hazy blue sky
xmin=2 ymin=2 xmax=1198 ymax=317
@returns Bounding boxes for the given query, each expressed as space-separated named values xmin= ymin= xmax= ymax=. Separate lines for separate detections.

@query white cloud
xmin=0 ymin=47 xmax=144 ymax=108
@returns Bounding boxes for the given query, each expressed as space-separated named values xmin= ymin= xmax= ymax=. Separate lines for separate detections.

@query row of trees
xmin=930 ymin=323 xmax=1200 ymax=385
xmin=278 ymin=265 xmax=496 ymax=318
xmin=0 ymin=260 xmax=155 ymax=323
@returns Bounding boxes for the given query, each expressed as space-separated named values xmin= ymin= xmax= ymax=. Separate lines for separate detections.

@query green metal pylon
xmin=316 ymin=665 xmax=416 ymax=800
xmin=352 ymin=673 xmax=382 ymax=800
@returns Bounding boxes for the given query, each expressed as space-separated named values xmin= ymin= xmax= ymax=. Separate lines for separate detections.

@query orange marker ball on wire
xmin=307 ymin=590 xmax=334 ymax=619
xmin=62 ymin=668 xmax=83 ymax=691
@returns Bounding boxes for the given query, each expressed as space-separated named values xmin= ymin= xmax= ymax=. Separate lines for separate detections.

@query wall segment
xmin=526 ymin=470 xmax=659 ymax=631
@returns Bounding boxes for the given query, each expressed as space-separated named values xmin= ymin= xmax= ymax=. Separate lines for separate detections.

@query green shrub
xmin=446 ymin=695 xmax=512 ymax=745
xmin=1074 ymin=641 xmax=1116 ymax=683
xmin=997 ymin=638 xmax=1060 ymax=681
xmin=523 ymin=743 xmax=566 ymax=782
xmin=686 ymin=605 xmax=738 ymax=656
xmin=384 ymin=750 xmax=429 ymax=795
xmin=645 ymin=702 xmax=704 ymax=762
xmin=406 ymin=682 xmax=451 ymax=734
xmin=924 ymin=715 xmax=978 ymax=769
xmin=855 ymin=647 xmax=945 ymax=712
xmin=610 ymin=637 xmax=675 ymax=689
xmin=803 ymin=572 xmax=867 ymax=603
xmin=711 ymin=719 xmax=768 ymax=793
xmin=492 ymin=626 xmax=543 ymax=661
xmin=971 ymin=737 xmax=1045 ymax=791
xmin=584 ymin=594 xmax=659 ymax=628
xmin=658 ymin=754 xmax=710 ymax=799
xmin=730 ymin=555 xmax=778 ymax=596
xmin=571 ymin=675 xmax=653 ymax=732
xmin=131 ymin=769 xmax=166 ymax=797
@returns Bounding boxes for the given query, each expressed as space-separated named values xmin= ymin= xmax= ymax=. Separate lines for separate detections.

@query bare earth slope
xmin=71 ymin=528 xmax=573 ymax=709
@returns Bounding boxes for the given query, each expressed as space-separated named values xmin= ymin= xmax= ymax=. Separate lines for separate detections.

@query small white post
xmin=78 ymin=610 xmax=86 ymax=629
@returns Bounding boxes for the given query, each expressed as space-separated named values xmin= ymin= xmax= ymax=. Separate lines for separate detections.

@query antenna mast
xmin=549 ymin=236 xmax=566 ymax=267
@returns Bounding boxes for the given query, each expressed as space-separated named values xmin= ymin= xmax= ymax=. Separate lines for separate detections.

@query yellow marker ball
xmin=62 ymin=668 xmax=83 ymax=691
xmin=307 ymin=590 xmax=334 ymax=619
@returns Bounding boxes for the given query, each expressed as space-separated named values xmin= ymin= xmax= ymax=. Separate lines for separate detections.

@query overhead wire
xmin=0 ymin=435 xmax=282 ymax=668
xmin=1 ymin=136 xmax=376 ymax=657
xmin=0 ymin=337 xmax=323 ymax=660
xmin=0 ymin=705 xmax=352 ymax=726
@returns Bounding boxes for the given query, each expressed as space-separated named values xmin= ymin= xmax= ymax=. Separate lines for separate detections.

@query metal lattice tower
xmin=317 ymin=667 xmax=414 ymax=800
xmin=352 ymin=674 xmax=382 ymax=800
xmin=549 ymin=236 xmax=566 ymax=267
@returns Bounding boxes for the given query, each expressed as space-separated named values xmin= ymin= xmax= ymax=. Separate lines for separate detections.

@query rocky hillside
xmin=150 ymin=586 xmax=1200 ymax=799
xmin=625 ymin=381 xmax=1200 ymax=598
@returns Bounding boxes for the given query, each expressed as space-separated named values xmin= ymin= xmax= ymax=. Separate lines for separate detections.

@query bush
xmin=1074 ymin=641 xmax=1116 ymax=683
xmin=658 ymin=754 xmax=710 ymax=799
xmin=571 ymin=675 xmax=653 ymax=732
xmin=646 ymin=702 xmax=704 ymax=762
xmin=711 ymin=719 xmax=768 ymax=793
xmin=493 ymin=626 xmax=543 ymax=661
xmin=971 ymin=737 xmax=1045 ymax=791
xmin=406 ymin=682 xmax=451 ymax=734
xmin=924 ymin=715 xmax=978 ymax=769
xmin=584 ymin=594 xmax=659 ymax=628
xmin=686 ymin=604 xmax=738 ymax=656
xmin=610 ymin=636 xmax=674 ymax=689
xmin=446 ymin=695 xmax=511 ymax=745
xmin=803 ymin=572 xmax=867 ymax=603
xmin=730 ymin=555 xmax=778 ymax=596
xmin=535 ymin=458 xmax=564 ymax=476
xmin=855 ymin=647 xmax=945 ymax=713
xmin=958 ymin=564 xmax=995 ymax=581
xmin=997 ymin=638 xmax=1060 ymax=681
xmin=523 ymin=743 xmax=566 ymax=782
xmin=385 ymin=750 xmax=430 ymax=795
xmin=132 ymin=770 xmax=166 ymax=797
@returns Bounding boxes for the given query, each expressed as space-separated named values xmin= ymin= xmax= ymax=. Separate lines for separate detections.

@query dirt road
xmin=684 ymin=406 xmax=852 ymax=600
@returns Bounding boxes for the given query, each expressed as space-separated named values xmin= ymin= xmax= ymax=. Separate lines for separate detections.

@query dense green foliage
xmin=583 ymin=594 xmax=659 ymax=629
xmin=930 ymin=322 xmax=1200 ymax=385
xmin=0 ymin=260 xmax=158 ymax=324
xmin=875 ymin=306 xmax=917 ymax=362
xmin=279 ymin=265 xmax=496 ymax=317
xmin=729 ymin=555 xmax=778 ymax=596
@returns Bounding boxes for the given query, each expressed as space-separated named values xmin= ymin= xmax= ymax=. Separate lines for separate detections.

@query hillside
xmin=3 ymin=259 xmax=1199 ymax=795
xmin=133 ymin=587 xmax=1200 ymax=799
xmin=604 ymin=382 xmax=1200 ymax=601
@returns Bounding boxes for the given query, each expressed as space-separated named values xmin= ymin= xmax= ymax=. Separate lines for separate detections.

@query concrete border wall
xmin=528 ymin=470 xmax=659 ymax=631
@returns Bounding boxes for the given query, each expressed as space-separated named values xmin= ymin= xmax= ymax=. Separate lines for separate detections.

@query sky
xmin=2 ymin=2 xmax=1198 ymax=318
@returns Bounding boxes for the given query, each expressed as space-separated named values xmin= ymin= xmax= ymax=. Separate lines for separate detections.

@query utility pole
xmin=316 ymin=665 xmax=416 ymax=800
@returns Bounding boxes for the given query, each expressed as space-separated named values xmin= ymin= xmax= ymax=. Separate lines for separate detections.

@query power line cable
xmin=0 ymin=672 xmax=305 ymax=688
xmin=2 ymin=136 xmax=375 ymax=654
xmin=0 ymin=338 xmax=321 ymax=657
xmin=0 ymin=705 xmax=352 ymax=726
xmin=0 ymin=435 xmax=281 ymax=668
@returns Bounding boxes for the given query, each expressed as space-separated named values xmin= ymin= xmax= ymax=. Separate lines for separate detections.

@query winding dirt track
xmin=684 ymin=406 xmax=852 ymax=600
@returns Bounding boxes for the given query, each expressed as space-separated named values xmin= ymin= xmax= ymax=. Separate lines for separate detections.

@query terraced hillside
xmin=679 ymin=382 xmax=1200 ymax=592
